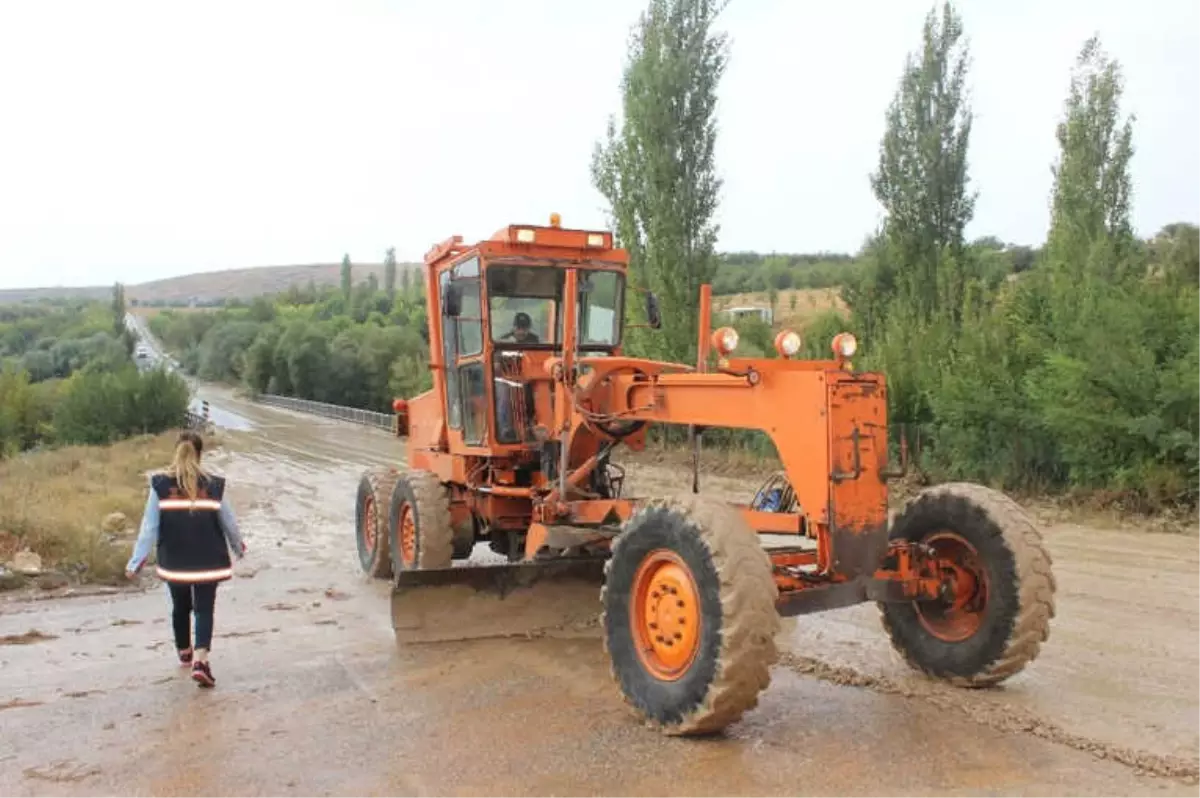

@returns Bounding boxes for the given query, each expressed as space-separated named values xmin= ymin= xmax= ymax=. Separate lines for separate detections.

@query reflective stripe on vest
xmin=159 ymin=498 xmax=222 ymax=512
xmin=156 ymin=565 xmax=233 ymax=582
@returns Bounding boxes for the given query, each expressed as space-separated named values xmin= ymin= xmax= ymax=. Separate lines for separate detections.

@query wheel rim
xmin=362 ymin=493 xmax=377 ymax=554
xmin=630 ymin=549 xmax=702 ymax=681
xmin=399 ymin=501 xmax=417 ymax=567
xmin=917 ymin=531 xmax=989 ymax=642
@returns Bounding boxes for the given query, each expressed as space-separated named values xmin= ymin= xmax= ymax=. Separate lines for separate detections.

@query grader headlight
xmin=774 ymin=329 xmax=802 ymax=359
xmin=711 ymin=326 xmax=739 ymax=356
xmin=832 ymin=332 xmax=858 ymax=358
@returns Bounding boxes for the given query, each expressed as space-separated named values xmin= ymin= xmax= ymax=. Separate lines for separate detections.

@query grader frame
xmin=356 ymin=214 xmax=1056 ymax=736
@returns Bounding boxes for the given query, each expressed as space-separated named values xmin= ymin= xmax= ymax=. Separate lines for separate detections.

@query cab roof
xmin=423 ymin=214 xmax=624 ymax=268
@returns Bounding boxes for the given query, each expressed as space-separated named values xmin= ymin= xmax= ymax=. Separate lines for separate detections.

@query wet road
xmin=1 ymin=387 xmax=1196 ymax=796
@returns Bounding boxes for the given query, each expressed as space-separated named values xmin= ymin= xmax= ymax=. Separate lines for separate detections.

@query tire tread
xmin=602 ymin=495 xmax=780 ymax=735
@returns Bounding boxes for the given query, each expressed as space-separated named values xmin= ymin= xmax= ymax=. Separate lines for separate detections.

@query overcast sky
xmin=0 ymin=0 xmax=1196 ymax=289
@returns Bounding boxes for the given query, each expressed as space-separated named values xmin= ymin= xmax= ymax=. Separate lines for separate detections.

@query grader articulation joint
xmin=353 ymin=214 xmax=1056 ymax=736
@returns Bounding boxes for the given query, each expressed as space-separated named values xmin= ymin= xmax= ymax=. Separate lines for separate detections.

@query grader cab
xmin=354 ymin=214 xmax=1056 ymax=736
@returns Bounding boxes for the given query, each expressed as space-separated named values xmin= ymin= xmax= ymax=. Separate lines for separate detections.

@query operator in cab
xmin=506 ymin=312 xmax=539 ymax=344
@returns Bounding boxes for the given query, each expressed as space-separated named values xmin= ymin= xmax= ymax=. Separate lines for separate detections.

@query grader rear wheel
xmin=880 ymin=482 xmax=1056 ymax=687
xmin=602 ymin=496 xmax=780 ymax=736
xmin=355 ymin=467 xmax=400 ymax=579
xmin=387 ymin=470 xmax=454 ymax=576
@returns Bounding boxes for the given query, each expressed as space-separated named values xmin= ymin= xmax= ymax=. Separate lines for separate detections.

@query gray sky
xmin=0 ymin=0 xmax=1196 ymax=290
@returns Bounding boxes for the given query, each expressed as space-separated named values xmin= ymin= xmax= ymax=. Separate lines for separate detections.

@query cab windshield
xmin=487 ymin=265 xmax=624 ymax=348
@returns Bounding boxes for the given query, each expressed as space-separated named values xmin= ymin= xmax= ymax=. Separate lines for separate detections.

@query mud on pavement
xmin=0 ymin=390 xmax=1196 ymax=796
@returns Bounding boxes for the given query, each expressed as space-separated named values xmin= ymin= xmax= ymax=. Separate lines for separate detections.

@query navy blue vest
xmin=151 ymin=473 xmax=232 ymax=583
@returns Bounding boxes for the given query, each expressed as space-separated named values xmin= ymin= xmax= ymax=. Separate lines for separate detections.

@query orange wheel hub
xmin=630 ymin=549 xmax=702 ymax=681
xmin=918 ymin=531 xmax=989 ymax=642
xmin=399 ymin=501 xmax=417 ymax=567
xmin=363 ymin=494 xmax=377 ymax=552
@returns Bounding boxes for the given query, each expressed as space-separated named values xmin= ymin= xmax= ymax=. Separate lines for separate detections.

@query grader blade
xmin=390 ymin=558 xmax=608 ymax=644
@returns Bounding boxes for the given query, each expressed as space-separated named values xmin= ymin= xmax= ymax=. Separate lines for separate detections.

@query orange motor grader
xmin=354 ymin=214 xmax=1056 ymax=735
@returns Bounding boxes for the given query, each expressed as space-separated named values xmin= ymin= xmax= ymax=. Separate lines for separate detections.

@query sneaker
xmin=178 ymin=647 xmax=193 ymax=666
xmin=191 ymin=660 xmax=215 ymax=688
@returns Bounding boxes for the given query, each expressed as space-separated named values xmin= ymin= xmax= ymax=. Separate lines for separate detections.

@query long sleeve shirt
xmin=126 ymin=485 xmax=246 ymax=574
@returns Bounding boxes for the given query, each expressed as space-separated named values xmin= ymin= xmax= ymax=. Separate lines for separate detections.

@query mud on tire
xmin=355 ymin=467 xmax=400 ymax=579
xmin=388 ymin=469 xmax=454 ymax=576
xmin=602 ymin=496 xmax=780 ymax=736
xmin=879 ymin=482 xmax=1056 ymax=687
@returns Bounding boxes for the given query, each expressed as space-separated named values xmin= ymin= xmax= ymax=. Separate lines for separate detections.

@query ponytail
xmin=167 ymin=432 xmax=207 ymax=500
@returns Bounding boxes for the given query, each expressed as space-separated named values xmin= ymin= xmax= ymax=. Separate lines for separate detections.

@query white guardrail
xmin=255 ymin=393 xmax=394 ymax=431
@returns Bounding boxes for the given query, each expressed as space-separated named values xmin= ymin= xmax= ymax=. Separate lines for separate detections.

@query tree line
xmin=147 ymin=263 xmax=433 ymax=414
xmin=594 ymin=0 xmax=1196 ymax=508
xmin=0 ymin=288 xmax=191 ymax=456
xmin=138 ymin=0 xmax=1196 ymax=509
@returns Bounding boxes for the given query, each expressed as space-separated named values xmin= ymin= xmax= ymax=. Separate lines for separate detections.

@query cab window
xmin=488 ymin=266 xmax=560 ymax=346
xmin=486 ymin=265 xmax=625 ymax=349
xmin=577 ymin=270 xmax=623 ymax=346
xmin=454 ymin=257 xmax=483 ymax=357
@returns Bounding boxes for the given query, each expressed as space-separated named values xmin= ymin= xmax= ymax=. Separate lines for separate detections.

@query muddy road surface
xmin=1 ymin=387 xmax=1197 ymax=796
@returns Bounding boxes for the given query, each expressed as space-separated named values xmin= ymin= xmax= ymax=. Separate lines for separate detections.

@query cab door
xmin=446 ymin=256 xmax=489 ymax=447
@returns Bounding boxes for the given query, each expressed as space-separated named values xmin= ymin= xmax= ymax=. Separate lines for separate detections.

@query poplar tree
xmin=340 ymin=254 xmax=353 ymax=300
xmin=857 ymin=1 xmax=976 ymax=330
xmin=591 ymin=0 xmax=729 ymax=362
xmin=384 ymin=247 xmax=398 ymax=298
xmin=111 ymin=282 xmax=127 ymax=337
xmin=1045 ymin=35 xmax=1135 ymax=283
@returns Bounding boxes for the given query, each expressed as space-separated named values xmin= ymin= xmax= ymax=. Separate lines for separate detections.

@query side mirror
xmin=646 ymin=291 xmax=662 ymax=330
xmin=441 ymin=283 xmax=461 ymax=317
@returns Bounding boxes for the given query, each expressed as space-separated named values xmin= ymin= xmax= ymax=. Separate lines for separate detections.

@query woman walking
xmin=126 ymin=431 xmax=245 ymax=687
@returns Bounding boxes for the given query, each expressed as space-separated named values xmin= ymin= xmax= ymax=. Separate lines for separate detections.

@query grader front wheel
xmin=880 ymin=482 xmax=1056 ymax=687
xmin=355 ymin=467 xmax=399 ymax=579
xmin=387 ymin=470 xmax=454 ymax=576
xmin=602 ymin=497 xmax=780 ymax=736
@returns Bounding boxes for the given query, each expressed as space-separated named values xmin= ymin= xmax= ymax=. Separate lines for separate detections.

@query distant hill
xmin=0 ymin=261 xmax=421 ymax=306
xmin=0 ymin=284 xmax=112 ymax=303
xmin=0 ymin=261 xmax=854 ymax=320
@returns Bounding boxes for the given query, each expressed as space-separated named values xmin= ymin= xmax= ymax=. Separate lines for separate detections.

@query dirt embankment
xmin=0 ymin=433 xmax=189 ymax=587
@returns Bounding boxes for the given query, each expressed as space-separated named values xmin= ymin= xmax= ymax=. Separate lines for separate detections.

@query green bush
xmin=52 ymin=365 xmax=191 ymax=447
xmin=150 ymin=279 xmax=435 ymax=412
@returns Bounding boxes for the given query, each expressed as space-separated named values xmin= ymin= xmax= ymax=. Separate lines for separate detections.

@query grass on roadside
xmin=0 ymin=431 xmax=222 ymax=585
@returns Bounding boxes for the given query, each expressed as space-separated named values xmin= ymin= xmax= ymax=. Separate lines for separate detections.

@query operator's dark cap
xmin=514 ymin=312 xmax=532 ymax=329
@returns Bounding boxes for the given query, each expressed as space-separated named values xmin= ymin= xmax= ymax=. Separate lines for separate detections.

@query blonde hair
xmin=167 ymin=432 xmax=207 ymax=500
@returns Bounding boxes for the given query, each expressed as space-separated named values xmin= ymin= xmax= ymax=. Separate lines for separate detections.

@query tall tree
xmin=340 ymin=254 xmax=353 ymax=300
xmin=591 ymin=0 xmax=729 ymax=362
xmin=860 ymin=1 xmax=976 ymax=330
xmin=111 ymin=282 xmax=126 ymax=337
xmin=384 ymin=247 xmax=398 ymax=298
xmin=1045 ymin=35 xmax=1135 ymax=282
